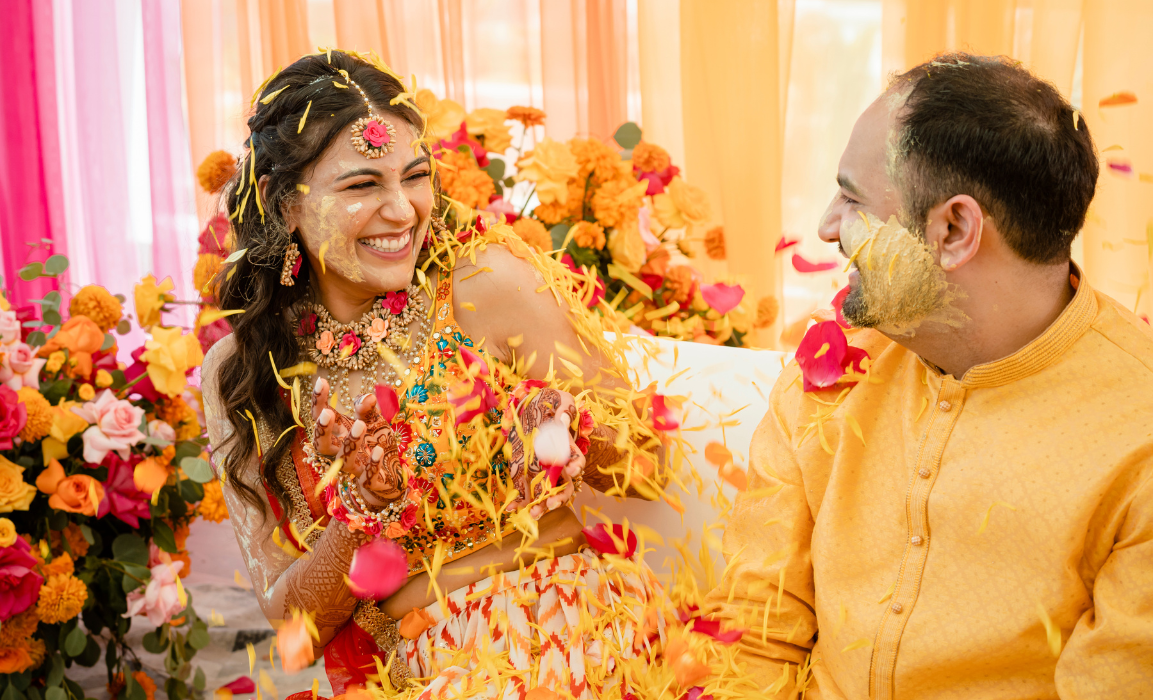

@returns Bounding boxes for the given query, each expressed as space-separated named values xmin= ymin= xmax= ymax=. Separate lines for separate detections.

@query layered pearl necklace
xmin=296 ymin=285 xmax=433 ymax=413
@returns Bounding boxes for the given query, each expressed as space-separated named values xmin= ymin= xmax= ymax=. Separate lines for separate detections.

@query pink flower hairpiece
xmin=351 ymin=115 xmax=397 ymax=158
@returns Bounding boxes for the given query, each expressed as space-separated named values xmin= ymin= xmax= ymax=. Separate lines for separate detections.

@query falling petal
xmin=220 ymin=677 xmax=256 ymax=695
xmin=687 ymin=617 xmax=745 ymax=644
xmin=699 ymin=282 xmax=745 ymax=314
xmin=1107 ymin=159 xmax=1134 ymax=176
xmin=582 ymin=523 xmax=638 ymax=558
xmin=704 ymin=442 xmax=732 ymax=467
xmin=792 ymin=252 xmax=839 ymax=273
xmin=775 ymin=236 xmax=800 ymax=253
xmin=1098 ymin=90 xmax=1137 ymax=107
xmin=374 ymin=384 xmax=400 ymax=423
xmin=795 ymin=321 xmax=850 ymax=391
xmin=347 ymin=538 xmax=408 ymax=599
xmin=831 ymin=285 xmax=851 ymax=328
xmin=277 ymin=612 xmax=316 ymax=674
xmin=651 ymin=393 xmax=681 ymax=431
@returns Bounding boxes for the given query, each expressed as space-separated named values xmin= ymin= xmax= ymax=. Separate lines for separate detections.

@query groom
xmin=707 ymin=54 xmax=1153 ymax=698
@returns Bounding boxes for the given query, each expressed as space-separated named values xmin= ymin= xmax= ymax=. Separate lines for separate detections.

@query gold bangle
xmin=352 ymin=601 xmax=411 ymax=688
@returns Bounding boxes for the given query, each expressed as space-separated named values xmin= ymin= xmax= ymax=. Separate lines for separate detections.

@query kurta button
xmin=918 ymin=468 xmax=931 ymax=478
xmin=911 ymin=535 xmax=923 ymax=545
xmin=938 ymin=400 xmax=952 ymax=411
xmin=891 ymin=603 xmax=903 ymax=613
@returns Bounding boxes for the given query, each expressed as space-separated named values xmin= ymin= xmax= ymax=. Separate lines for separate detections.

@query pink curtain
xmin=0 ymin=0 xmax=67 ymax=308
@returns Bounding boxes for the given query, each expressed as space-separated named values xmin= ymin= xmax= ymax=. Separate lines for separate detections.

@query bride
xmin=200 ymin=50 xmax=670 ymax=698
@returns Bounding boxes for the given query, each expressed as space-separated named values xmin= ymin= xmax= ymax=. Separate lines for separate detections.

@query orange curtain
xmin=332 ymin=0 xmax=391 ymax=63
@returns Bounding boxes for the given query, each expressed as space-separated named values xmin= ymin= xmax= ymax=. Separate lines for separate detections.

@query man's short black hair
xmin=889 ymin=53 xmax=1098 ymax=264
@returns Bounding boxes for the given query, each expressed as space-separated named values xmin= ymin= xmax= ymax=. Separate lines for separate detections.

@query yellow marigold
xmin=465 ymin=108 xmax=513 ymax=153
xmin=17 ymin=387 xmax=52 ymax=443
xmin=36 ymin=573 xmax=88 ymax=624
xmin=194 ymin=253 xmax=224 ymax=299
xmin=196 ymin=150 xmax=237 ymax=194
xmin=516 ymin=138 xmax=580 ymax=205
xmin=631 ymin=141 xmax=671 ymax=173
xmin=590 ymin=178 xmax=648 ymax=229
xmin=505 ymin=106 xmax=546 ymax=127
xmin=668 ymin=177 xmax=712 ymax=226
xmin=198 ymin=480 xmax=229 ymax=523
xmin=44 ymin=351 xmax=66 ymax=375
xmin=664 ymin=266 xmax=697 ymax=305
xmin=0 ymin=609 xmax=39 ymax=646
xmin=755 ymin=295 xmax=780 ymax=328
xmin=704 ymin=226 xmax=726 ymax=260
xmin=571 ymin=221 xmax=606 ymax=251
xmin=569 ymin=138 xmax=622 ymax=185
xmin=49 ymin=522 xmax=90 ymax=558
xmin=40 ymin=551 xmax=74 ymax=578
xmin=438 ymin=150 xmax=495 ymax=211
xmin=69 ymin=285 xmax=122 ymax=332
xmin=414 ymin=89 xmax=466 ymax=141
xmin=512 ymin=218 xmax=552 ymax=253
xmin=77 ymin=384 xmax=95 ymax=401
xmin=0 ymin=517 xmax=15 ymax=547
xmin=175 ymin=414 xmax=202 ymax=442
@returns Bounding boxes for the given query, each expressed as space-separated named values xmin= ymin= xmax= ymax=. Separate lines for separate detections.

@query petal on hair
xmin=347 ymin=538 xmax=408 ymax=600
xmin=791 ymin=253 xmax=839 ymax=273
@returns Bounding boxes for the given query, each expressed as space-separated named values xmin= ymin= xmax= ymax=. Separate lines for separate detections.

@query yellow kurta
xmin=707 ymin=274 xmax=1153 ymax=699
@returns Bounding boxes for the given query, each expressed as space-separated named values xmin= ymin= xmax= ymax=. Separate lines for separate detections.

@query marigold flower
xmin=569 ymin=137 xmax=622 ymax=185
xmin=40 ymin=551 xmax=74 ymax=578
xmin=516 ymin=138 xmax=580 ymax=205
xmin=196 ymin=150 xmax=237 ymax=194
xmin=155 ymin=395 xmax=192 ymax=428
xmin=0 ymin=456 xmax=37 ymax=513
xmin=198 ymin=480 xmax=229 ymax=523
xmin=668 ymin=177 xmax=712 ymax=227
xmin=465 ymin=108 xmax=513 ymax=153
xmin=44 ymin=351 xmax=65 ymax=375
xmin=607 ymin=221 xmax=648 ymax=272
xmin=69 ymin=285 xmax=123 ymax=332
xmin=142 ymin=326 xmax=205 ymax=398
xmin=109 ymin=671 xmax=157 ymax=700
xmin=17 ymin=388 xmax=52 ymax=443
xmin=0 ymin=517 xmax=15 ymax=548
xmin=571 ymin=221 xmax=606 ymax=251
xmin=704 ymin=226 xmax=725 ymax=260
xmin=37 ymin=573 xmax=87 ymax=623
xmin=631 ymin=141 xmax=671 ymax=174
xmin=664 ymin=266 xmax=697 ymax=305
xmin=438 ymin=149 xmax=495 ymax=210
xmin=755 ymin=295 xmax=780 ymax=328
xmin=591 ymin=178 xmax=647 ymax=229
xmin=194 ymin=253 xmax=224 ymax=300
xmin=414 ymin=89 xmax=466 ymax=141
xmin=49 ymin=523 xmax=89 ymax=558
xmin=512 ymin=218 xmax=552 ymax=253
xmin=134 ymin=274 xmax=175 ymax=331
xmin=95 ymin=369 xmax=113 ymax=389
xmin=0 ymin=608 xmax=39 ymax=646
xmin=505 ymin=105 xmax=546 ymax=127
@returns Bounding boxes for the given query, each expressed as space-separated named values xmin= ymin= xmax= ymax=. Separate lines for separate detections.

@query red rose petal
xmin=699 ymin=282 xmax=745 ymax=315
xmin=687 ymin=617 xmax=745 ymax=644
xmin=651 ymin=393 xmax=681 ymax=431
xmin=796 ymin=321 xmax=850 ymax=391
xmin=582 ymin=523 xmax=638 ymax=558
xmin=775 ymin=236 xmax=800 ymax=253
xmin=374 ymin=384 xmax=400 ymax=423
xmin=791 ymin=252 xmax=839 ymax=273
xmin=831 ymin=285 xmax=851 ymax=328
xmin=347 ymin=538 xmax=408 ymax=599
xmin=220 ymin=677 xmax=256 ymax=695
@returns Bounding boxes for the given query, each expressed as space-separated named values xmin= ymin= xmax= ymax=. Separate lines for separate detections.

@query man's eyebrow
xmin=837 ymin=174 xmax=864 ymax=199
xmin=335 ymin=167 xmax=383 ymax=182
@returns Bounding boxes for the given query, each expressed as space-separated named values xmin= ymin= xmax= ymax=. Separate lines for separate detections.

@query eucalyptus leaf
xmin=152 ymin=520 xmax=178 ymax=554
xmin=26 ymin=331 xmax=47 ymax=348
xmin=112 ymin=533 xmax=149 ymax=566
xmin=612 ymin=121 xmax=642 ymax=150
xmin=18 ymin=263 xmax=43 ymax=281
xmin=79 ymin=524 xmax=94 ymax=545
xmin=126 ymin=675 xmax=145 ymax=700
xmin=173 ymin=441 xmax=202 ymax=464
xmin=2 ymin=683 xmax=26 ymax=700
xmin=76 ymin=636 xmax=100 ymax=667
xmin=121 ymin=562 xmax=151 ymax=593
xmin=47 ymin=656 xmax=64 ymax=687
xmin=45 ymin=689 xmax=65 ymax=700
xmin=549 ymin=224 xmax=571 ymax=251
xmin=116 ymin=319 xmax=131 ymax=335
xmin=179 ymin=479 xmax=205 ymax=503
xmin=44 ymin=290 xmax=61 ymax=305
xmin=193 ymin=668 xmax=206 ymax=691
xmin=142 ymin=629 xmax=168 ymax=654
xmin=482 ymin=158 xmax=506 ymax=184
xmin=44 ymin=255 xmax=70 ymax=276
xmin=188 ymin=625 xmax=210 ymax=650
xmin=181 ymin=456 xmax=214 ymax=484
xmin=100 ymin=333 xmax=115 ymax=351
xmin=63 ymin=627 xmax=87 ymax=657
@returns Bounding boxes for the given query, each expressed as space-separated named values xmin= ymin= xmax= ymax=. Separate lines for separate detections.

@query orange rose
xmin=133 ymin=457 xmax=170 ymax=495
xmin=398 ymin=607 xmax=436 ymax=639
xmin=36 ymin=459 xmax=66 ymax=494
xmin=0 ymin=646 xmax=35 ymax=674
xmin=48 ymin=474 xmax=105 ymax=516
xmin=37 ymin=316 xmax=105 ymax=380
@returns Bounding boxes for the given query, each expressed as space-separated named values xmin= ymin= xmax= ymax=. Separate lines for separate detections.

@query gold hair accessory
xmin=281 ymin=242 xmax=301 ymax=286
xmin=347 ymin=76 xmax=397 ymax=158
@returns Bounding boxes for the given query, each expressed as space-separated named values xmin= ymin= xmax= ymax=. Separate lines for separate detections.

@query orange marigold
xmin=198 ymin=480 xmax=229 ymax=523
xmin=512 ymin=218 xmax=552 ymax=253
xmin=17 ymin=387 xmax=52 ymax=442
xmin=0 ymin=609 xmax=39 ymax=646
xmin=569 ymin=138 xmax=622 ymax=185
xmin=664 ymin=266 xmax=697 ymax=305
xmin=194 ymin=253 xmax=224 ymax=299
xmin=155 ymin=395 xmax=193 ymax=429
xmin=438 ymin=150 xmax=495 ymax=210
xmin=755 ymin=295 xmax=780 ymax=328
xmin=196 ymin=150 xmax=237 ymax=194
xmin=704 ymin=226 xmax=726 ymax=260
xmin=40 ymin=551 xmax=74 ymax=578
xmin=37 ymin=574 xmax=88 ymax=624
xmin=175 ymin=413 xmax=203 ymax=442
xmin=505 ymin=106 xmax=546 ymax=127
xmin=590 ymin=178 xmax=646 ymax=229
xmin=571 ymin=221 xmax=606 ymax=251
xmin=631 ymin=141 xmax=671 ymax=173
xmin=531 ymin=178 xmax=587 ymax=224
xmin=49 ymin=523 xmax=90 ymax=558
xmin=109 ymin=671 xmax=157 ymax=700
xmin=69 ymin=285 xmax=123 ymax=332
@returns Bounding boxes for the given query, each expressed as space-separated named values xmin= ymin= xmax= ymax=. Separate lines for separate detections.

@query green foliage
xmin=613 ymin=121 xmax=642 ymax=150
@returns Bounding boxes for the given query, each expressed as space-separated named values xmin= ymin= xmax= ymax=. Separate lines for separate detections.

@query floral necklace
xmin=296 ymin=285 xmax=432 ymax=413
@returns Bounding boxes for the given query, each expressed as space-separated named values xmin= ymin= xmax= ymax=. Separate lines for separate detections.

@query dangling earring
xmin=430 ymin=213 xmax=447 ymax=234
xmin=280 ymin=242 xmax=302 ymax=286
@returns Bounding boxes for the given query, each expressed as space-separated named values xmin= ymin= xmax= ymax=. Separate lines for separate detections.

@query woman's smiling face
xmin=287 ymin=116 xmax=434 ymax=298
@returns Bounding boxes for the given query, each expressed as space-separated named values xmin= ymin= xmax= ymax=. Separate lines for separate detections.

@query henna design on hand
xmin=506 ymin=388 xmax=564 ymax=510
xmin=580 ymin=424 xmax=627 ymax=492
xmin=283 ymin=520 xmax=368 ymax=642
xmin=358 ymin=424 xmax=405 ymax=503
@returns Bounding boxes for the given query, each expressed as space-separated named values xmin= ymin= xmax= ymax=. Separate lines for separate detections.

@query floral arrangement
xmin=0 ymin=255 xmax=229 ymax=700
xmin=413 ymin=90 xmax=779 ymax=347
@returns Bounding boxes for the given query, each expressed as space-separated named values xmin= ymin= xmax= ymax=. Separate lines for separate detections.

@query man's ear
xmin=924 ymin=194 xmax=983 ymax=271
xmin=258 ymin=174 xmax=299 ymax=232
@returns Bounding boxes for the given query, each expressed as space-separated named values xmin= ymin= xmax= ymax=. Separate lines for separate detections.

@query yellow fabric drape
xmin=679 ymin=0 xmax=791 ymax=347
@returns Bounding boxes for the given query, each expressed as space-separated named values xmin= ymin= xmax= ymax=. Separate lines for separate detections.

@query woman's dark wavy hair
xmin=213 ymin=50 xmax=435 ymax=522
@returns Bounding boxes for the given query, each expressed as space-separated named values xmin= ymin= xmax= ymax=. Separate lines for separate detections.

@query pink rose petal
xmin=775 ymin=237 xmax=800 ymax=253
xmin=699 ymin=282 xmax=745 ymax=315
xmin=651 ymin=393 xmax=681 ymax=431
xmin=796 ymin=320 xmax=851 ymax=391
xmin=347 ymin=538 xmax=408 ymax=600
xmin=791 ymin=252 xmax=839 ymax=273
xmin=831 ymin=285 xmax=851 ymax=329
xmin=220 ymin=677 xmax=256 ymax=695
xmin=582 ymin=523 xmax=638 ymax=558
xmin=374 ymin=384 xmax=400 ymax=423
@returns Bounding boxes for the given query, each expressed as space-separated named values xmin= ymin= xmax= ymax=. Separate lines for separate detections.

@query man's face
xmin=817 ymin=94 xmax=958 ymax=336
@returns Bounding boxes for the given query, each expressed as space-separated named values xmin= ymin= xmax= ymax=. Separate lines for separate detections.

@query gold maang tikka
xmin=345 ymin=74 xmax=397 ymax=159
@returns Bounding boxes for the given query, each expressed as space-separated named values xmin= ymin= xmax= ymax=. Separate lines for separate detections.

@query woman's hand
xmin=311 ymin=377 xmax=401 ymax=506
xmin=506 ymin=387 xmax=585 ymax=518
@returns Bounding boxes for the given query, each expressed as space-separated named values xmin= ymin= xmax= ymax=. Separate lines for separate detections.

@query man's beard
xmin=838 ymin=214 xmax=966 ymax=337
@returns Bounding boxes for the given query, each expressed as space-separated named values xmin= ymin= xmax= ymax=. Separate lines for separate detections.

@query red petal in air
xmin=458 ymin=346 xmax=490 ymax=376
xmin=791 ymin=252 xmax=839 ymax=273
xmin=582 ymin=523 xmax=638 ymax=558
xmin=831 ymin=285 xmax=852 ymax=329
xmin=775 ymin=236 xmax=800 ymax=253
xmin=687 ymin=617 xmax=745 ymax=644
xmin=651 ymin=393 xmax=681 ymax=431
xmin=347 ymin=538 xmax=408 ymax=600
xmin=220 ymin=677 xmax=256 ymax=695
xmin=685 ymin=688 xmax=714 ymax=700
xmin=699 ymin=283 xmax=745 ymax=315
xmin=1107 ymin=159 xmax=1134 ymax=176
xmin=796 ymin=321 xmax=851 ymax=392
xmin=374 ymin=384 xmax=400 ymax=423
xmin=546 ymin=463 xmax=565 ymax=487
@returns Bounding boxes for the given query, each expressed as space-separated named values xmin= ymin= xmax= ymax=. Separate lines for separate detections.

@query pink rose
xmin=0 ymin=311 xmax=20 ymax=345
xmin=147 ymin=419 xmax=176 ymax=444
xmin=337 ymin=333 xmax=362 ymax=358
xmin=0 ymin=537 xmax=44 ymax=621
xmin=99 ymin=452 xmax=152 ymax=527
xmin=0 ymin=386 xmax=27 ymax=450
xmin=362 ymin=121 xmax=390 ymax=148
xmin=297 ymin=312 xmax=318 ymax=337
xmin=383 ymin=291 xmax=408 ymax=315
xmin=72 ymin=389 xmax=147 ymax=464
xmin=578 ymin=408 xmax=595 ymax=437
xmin=315 ymin=330 xmax=336 ymax=355
xmin=367 ymin=317 xmax=389 ymax=344
xmin=1 ymin=342 xmax=47 ymax=391
xmin=123 ymin=560 xmax=186 ymax=626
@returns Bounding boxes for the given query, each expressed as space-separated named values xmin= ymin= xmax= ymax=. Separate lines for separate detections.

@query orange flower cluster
xmin=69 ymin=285 xmax=123 ymax=332
xmin=37 ymin=573 xmax=88 ymax=624
xmin=196 ymin=150 xmax=237 ymax=194
xmin=512 ymin=218 xmax=552 ymax=253
xmin=49 ymin=522 xmax=90 ymax=558
xmin=438 ymin=149 xmax=495 ymax=210
xmin=571 ymin=221 xmax=606 ymax=251
xmin=631 ymin=141 xmax=671 ymax=174
xmin=590 ymin=177 xmax=647 ymax=228
xmin=704 ymin=226 xmax=726 ymax=260
xmin=17 ymin=387 xmax=52 ymax=442
xmin=755 ymin=295 xmax=780 ymax=328
xmin=0 ymin=607 xmax=46 ymax=673
xmin=198 ymin=480 xmax=229 ymax=523
xmin=505 ymin=105 xmax=546 ymax=127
